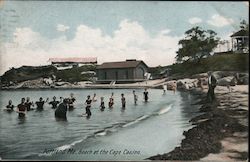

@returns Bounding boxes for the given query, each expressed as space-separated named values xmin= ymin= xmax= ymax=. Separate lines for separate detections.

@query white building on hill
xmin=48 ymin=57 xmax=97 ymax=70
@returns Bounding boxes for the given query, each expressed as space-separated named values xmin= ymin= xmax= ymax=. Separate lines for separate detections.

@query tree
xmin=176 ymin=26 xmax=220 ymax=63
xmin=239 ymin=19 xmax=249 ymax=31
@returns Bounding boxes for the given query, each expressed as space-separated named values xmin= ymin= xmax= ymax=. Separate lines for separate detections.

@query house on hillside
xmin=48 ymin=57 xmax=97 ymax=70
xmin=231 ymin=29 xmax=249 ymax=53
xmin=96 ymin=59 xmax=149 ymax=83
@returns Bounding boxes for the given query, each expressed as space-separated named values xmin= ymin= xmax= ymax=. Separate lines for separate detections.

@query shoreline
xmin=0 ymin=78 xmax=167 ymax=90
xmin=148 ymin=85 xmax=248 ymax=161
xmin=1 ymin=76 xmax=248 ymax=161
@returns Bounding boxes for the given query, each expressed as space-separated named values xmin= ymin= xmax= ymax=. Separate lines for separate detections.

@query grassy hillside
xmin=168 ymin=53 xmax=249 ymax=76
xmin=55 ymin=65 xmax=96 ymax=82
xmin=1 ymin=65 xmax=57 ymax=84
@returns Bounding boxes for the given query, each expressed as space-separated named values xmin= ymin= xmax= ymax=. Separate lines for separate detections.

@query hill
xmin=150 ymin=53 xmax=249 ymax=79
xmin=0 ymin=65 xmax=96 ymax=86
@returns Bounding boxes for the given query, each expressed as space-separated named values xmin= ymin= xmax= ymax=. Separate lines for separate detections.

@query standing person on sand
xmin=207 ymin=71 xmax=217 ymax=102
xmin=143 ymin=88 xmax=149 ymax=102
xmin=17 ymin=98 xmax=26 ymax=118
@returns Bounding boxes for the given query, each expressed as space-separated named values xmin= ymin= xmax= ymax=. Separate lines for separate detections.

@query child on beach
xmin=121 ymin=93 xmax=126 ymax=108
xmin=100 ymin=97 xmax=105 ymax=111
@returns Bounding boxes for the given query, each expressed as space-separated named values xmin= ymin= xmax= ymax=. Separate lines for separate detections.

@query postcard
xmin=0 ymin=1 xmax=248 ymax=161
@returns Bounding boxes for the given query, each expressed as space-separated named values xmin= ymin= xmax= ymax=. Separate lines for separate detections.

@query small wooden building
xmin=96 ymin=59 xmax=148 ymax=83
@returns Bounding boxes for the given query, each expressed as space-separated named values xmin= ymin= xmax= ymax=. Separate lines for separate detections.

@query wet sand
xmin=149 ymin=85 xmax=248 ymax=161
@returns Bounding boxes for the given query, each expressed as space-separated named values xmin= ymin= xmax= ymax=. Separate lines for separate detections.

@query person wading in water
xmin=68 ymin=93 xmax=76 ymax=110
xmin=100 ymin=97 xmax=105 ymax=111
xmin=17 ymin=98 xmax=26 ymax=118
xmin=143 ymin=88 xmax=149 ymax=102
xmin=55 ymin=99 xmax=68 ymax=120
xmin=49 ymin=96 xmax=60 ymax=109
xmin=6 ymin=100 xmax=14 ymax=112
xmin=108 ymin=92 xmax=114 ymax=108
xmin=35 ymin=97 xmax=49 ymax=111
xmin=25 ymin=97 xmax=34 ymax=111
xmin=121 ymin=93 xmax=126 ymax=109
xmin=133 ymin=90 xmax=138 ymax=105
xmin=84 ymin=95 xmax=92 ymax=118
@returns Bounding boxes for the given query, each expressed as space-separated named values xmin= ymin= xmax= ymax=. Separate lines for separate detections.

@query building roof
xmin=96 ymin=60 xmax=148 ymax=69
xmin=48 ymin=57 xmax=97 ymax=63
xmin=230 ymin=29 xmax=249 ymax=37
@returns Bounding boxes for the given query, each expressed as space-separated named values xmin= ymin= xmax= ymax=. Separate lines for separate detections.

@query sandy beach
xmin=149 ymin=85 xmax=248 ymax=161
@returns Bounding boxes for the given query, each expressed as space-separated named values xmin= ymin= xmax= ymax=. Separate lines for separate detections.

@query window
xmin=104 ymin=71 xmax=107 ymax=79
xmin=115 ymin=71 xmax=118 ymax=80
xmin=126 ymin=70 xmax=129 ymax=79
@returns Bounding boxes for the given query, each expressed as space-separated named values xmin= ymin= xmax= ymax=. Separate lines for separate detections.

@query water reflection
xmin=179 ymin=91 xmax=202 ymax=119
xmin=17 ymin=117 xmax=26 ymax=124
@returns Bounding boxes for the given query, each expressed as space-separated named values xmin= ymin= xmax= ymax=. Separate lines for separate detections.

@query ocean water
xmin=0 ymin=88 xmax=201 ymax=160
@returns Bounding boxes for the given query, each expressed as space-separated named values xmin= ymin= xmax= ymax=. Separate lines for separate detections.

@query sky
xmin=0 ymin=1 xmax=249 ymax=75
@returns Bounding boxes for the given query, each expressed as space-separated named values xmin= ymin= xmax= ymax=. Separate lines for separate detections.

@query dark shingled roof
xmin=97 ymin=60 xmax=148 ymax=69
xmin=230 ymin=29 xmax=249 ymax=37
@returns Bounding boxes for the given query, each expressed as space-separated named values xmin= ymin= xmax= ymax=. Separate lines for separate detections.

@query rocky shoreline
xmin=148 ymin=85 xmax=248 ymax=161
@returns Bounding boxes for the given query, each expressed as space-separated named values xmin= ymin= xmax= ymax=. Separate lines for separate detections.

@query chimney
xmin=126 ymin=59 xmax=136 ymax=61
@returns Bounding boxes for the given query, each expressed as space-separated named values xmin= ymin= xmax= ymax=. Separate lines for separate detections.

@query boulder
xmin=43 ymin=78 xmax=53 ymax=85
xmin=177 ymin=78 xmax=199 ymax=90
xmin=55 ymin=82 xmax=70 ymax=86
xmin=241 ymin=76 xmax=249 ymax=85
xmin=212 ymin=71 xmax=237 ymax=79
xmin=217 ymin=76 xmax=237 ymax=86
xmin=236 ymin=73 xmax=248 ymax=85
xmin=191 ymin=73 xmax=208 ymax=79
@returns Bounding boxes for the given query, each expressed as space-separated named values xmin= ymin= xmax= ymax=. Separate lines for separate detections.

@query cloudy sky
xmin=0 ymin=1 xmax=249 ymax=75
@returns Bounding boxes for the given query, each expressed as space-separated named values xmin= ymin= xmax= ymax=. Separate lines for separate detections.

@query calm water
xmin=0 ymin=88 xmax=201 ymax=160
